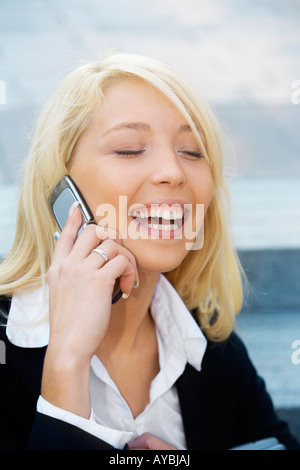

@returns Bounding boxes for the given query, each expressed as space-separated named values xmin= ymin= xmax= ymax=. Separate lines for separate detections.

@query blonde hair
xmin=0 ymin=52 xmax=244 ymax=341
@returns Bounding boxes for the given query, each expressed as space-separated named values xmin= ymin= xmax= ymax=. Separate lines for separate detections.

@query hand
xmin=41 ymin=203 xmax=138 ymax=417
xmin=127 ymin=433 xmax=177 ymax=450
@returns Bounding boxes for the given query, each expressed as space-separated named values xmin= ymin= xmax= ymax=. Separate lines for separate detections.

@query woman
xmin=0 ymin=53 xmax=298 ymax=450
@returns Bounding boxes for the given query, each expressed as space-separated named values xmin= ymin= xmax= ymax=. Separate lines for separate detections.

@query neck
xmin=96 ymin=271 xmax=160 ymax=355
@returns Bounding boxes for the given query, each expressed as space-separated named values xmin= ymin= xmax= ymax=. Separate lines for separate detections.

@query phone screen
xmin=52 ymin=186 xmax=81 ymax=230
xmin=50 ymin=176 xmax=93 ymax=232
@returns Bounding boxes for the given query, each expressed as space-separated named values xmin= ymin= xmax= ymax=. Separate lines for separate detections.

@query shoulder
xmin=202 ymin=330 xmax=251 ymax=374
xmin=188 ymin=307 xmax=250 ymax=373
xmin=195 ymin=330 xmax=264 ymax=398
xmin=0 ymin=296 xmax=11 ymax=346
xmin=0 ymin=295 xmax=45 ymax=402
xmin=0 ymin=295 xmax=11 ymax=325
xmin=178 ymin=329 xmax=255 ymax=399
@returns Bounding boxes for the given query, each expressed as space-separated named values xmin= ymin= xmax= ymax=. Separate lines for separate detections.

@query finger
xmin=96 ymin=224 xmax=121 ymax=243
xmin=88 ymin=239 xmax=137 ymax=275
xmin=99 ymin=254 xmax=136 ymax=297
xmin=70 ymin=223 xmax=122 ymax=260
xmin=127 ymin=433 xmax=176 ymax=450
xmin=52 ymin=204 xmax=82 ymax=264
xmin=127 ymin=434 xmax=150 ymax=450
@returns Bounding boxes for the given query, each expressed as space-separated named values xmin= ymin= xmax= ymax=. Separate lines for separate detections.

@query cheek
xmin=189 ymin=167 xmax=213 ymax=237
xmin=192 ymin=165 xmax=214 ymax=210
xmin=69 ymin=159 xmax=123 ymax=212
xmin=204 ymin=173 xmax=214 ymax=211
xmin=71 ymin=172 xmax=141 ymax=236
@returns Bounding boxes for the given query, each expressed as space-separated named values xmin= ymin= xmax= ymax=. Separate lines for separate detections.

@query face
xmin=68 ymin=79 xmax=213 ymax=273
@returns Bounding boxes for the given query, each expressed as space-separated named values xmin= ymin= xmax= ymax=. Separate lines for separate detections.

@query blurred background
xmin=0 ymin=0 xmax=299 ymax=439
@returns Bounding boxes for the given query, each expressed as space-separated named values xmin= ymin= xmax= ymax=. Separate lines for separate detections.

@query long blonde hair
xmin=0 ymin=53 xmax=244 ymax=341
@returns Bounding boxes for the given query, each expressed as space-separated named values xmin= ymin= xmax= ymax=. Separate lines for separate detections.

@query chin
xmin=133 ymin=244 xmax=187 ymax=274
xmin=121 ymin=232 xmax=190 ymax=272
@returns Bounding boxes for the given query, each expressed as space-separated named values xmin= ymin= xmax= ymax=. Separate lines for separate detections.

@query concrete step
xmin=238 ymin=248 xmax=300 ymax=311
xmin=228 ymin=177 xmax=300 ymax=250
xmin=236 ymin=309 xmax=300 ymax=410
xmin=276 ymin=408 xmax=300 ymax=443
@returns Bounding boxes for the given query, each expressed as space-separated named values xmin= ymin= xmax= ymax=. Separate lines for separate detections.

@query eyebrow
xmin=102 ymin=121 xmax=193 ymax=137
xmin=179 ymin=124 xmax=193 ymax=133
xmin=102 ymin=122 xmax=150 ymax=137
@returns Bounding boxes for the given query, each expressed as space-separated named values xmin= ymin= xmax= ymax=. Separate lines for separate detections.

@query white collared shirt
xmin=7 ymin=274 xmax=207 ymax=449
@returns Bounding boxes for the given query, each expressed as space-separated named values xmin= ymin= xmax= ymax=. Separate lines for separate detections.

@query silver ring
xmin=92 ymin=248 xmax=109 ymax=263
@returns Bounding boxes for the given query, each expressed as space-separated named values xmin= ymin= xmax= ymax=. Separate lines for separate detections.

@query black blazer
xmin=0 ymin=296 xmax=299 ymax=450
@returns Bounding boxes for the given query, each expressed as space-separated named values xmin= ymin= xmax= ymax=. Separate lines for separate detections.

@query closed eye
xmin=114 ymin=149 xmax=145 ymax=157
xmin=179 ymin=150 xmax=204 ymax=159
xmin=113 ymin=149 xmax=204 ymax=159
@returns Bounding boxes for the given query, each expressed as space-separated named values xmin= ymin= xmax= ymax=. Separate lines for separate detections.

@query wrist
xmin=41 ymin=346 xmax=91 ymax=419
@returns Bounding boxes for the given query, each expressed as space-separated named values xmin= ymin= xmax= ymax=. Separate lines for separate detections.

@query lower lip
xmin=130 ymin=217 xmax=185 ymax=239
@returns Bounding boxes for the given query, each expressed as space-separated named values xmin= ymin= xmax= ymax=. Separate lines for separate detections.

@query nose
xmin=150 ymin=147 xmax=187 ymax=188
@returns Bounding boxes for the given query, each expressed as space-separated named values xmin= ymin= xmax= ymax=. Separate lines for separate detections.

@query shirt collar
xmin=6 ymin=285 xmax=50 ymax=348
xmin=6 ymin=275 xmax=207 ymax=370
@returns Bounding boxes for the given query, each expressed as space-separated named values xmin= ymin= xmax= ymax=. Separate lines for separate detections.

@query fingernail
xmin=122 ymin=291 xmax=131 ymax=299
xmin=133 ymin=276 xmax=139 ymax=289
xmin=68 ymin=201 xmax=80 ymax=217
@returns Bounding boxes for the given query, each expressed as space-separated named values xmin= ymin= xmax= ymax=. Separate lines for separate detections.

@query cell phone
xmin=49 ymin=175 xmax=94 ymax=236
xmin=49 ymin=175 xmax=122 ymax=304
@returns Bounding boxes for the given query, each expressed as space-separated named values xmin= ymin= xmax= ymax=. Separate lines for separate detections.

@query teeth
xmin=150 ymin=209 xmax=161 ymax=218
xmin=131 ymin=208 xmax=184 ymax=220
xmin=147 ymin=223 xmax=180 ymax=231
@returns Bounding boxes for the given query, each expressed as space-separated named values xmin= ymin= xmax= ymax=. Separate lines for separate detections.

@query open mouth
xmin=130 ymin=205 xmax=186 ymax=238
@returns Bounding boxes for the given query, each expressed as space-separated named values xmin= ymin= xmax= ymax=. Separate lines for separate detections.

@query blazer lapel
xmin=1 ymin=296 xmax=46 ymax=403
xmin=176 ymin=363 xmax=207 ymax=449
xmin=6 ymin=334 xmax=46 ymax=403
